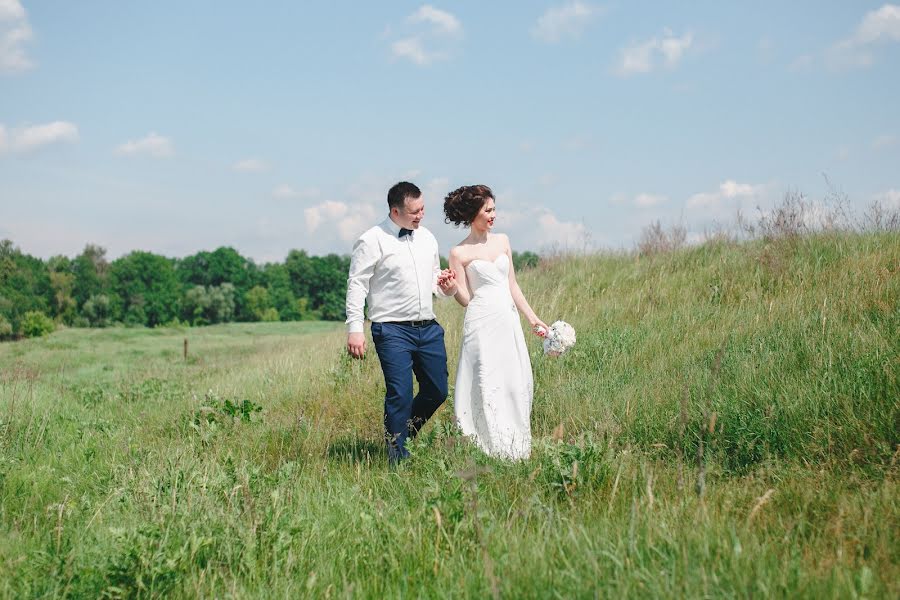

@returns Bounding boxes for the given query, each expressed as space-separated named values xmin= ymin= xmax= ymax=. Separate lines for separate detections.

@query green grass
xmin=0 ymin=232 xmax=897 ymax=598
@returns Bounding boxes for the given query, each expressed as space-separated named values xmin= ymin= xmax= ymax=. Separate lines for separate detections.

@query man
xmin=345 ymin=181 xmax=457 ymax=463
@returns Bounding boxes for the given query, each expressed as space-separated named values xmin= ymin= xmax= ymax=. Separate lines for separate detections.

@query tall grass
xmin=0 ymin=232 xmax=897 ymax=598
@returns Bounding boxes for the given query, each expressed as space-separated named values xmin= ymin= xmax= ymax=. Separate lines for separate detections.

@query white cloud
xmin=686 ymin=180 xmax=767 ymax=212
xmin=829 ymin=4 xmax=900 ymax=69
xmin=0 ymin=120 xmax=79 ymax=154
xmin=407 ymin=5 xmax=461 ymax=35
xmin=617 ymin=29 xmax=694 ymax=75
xmin=390 ymin=5 xmax=462 ymax=66
xmin=337 ymin=204 xmax=379 ymax=242
xmin=849 ymin=3 xmax=900 ymax=44
xmin=304 ymin=200 xmax=348 ymax=233
xmin=535 ymin=210 xmax=589 ymax=248
xmin=532 ymin=1 xmax=601 ymax=43
xmin=14 ymin=121 xmax=78 ymax=150
xmin=232 ymin=158 xmax=269 ymax=172
xmin=874 ymin=189 xmax=900 ymax=210
xmin=391 ymin=37 xmax=435 ymax=66
xmin=115 ymin=132 xmax=173 ymax=158
xmin=304 ymin=199 xmax=378 ymax=242
xmin=0 ymin=0 xmax=25 ymax=22
xmin=873 ymin=134 xmax=897 ymax=150
xmin=464 ymin=202 xmax=591 ymax=252
xmin=634 ymin=193 xmax=668 ymax=208
xmin=0 ymin=0 xmax=32 ymax=73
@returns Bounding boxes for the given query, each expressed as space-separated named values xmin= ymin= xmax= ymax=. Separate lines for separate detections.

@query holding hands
xmin=437 ymin=268 xmax=457 ymax=295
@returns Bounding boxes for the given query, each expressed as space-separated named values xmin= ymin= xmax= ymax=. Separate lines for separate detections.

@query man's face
xmin=392 ymin=196 xmax=425 ymax=229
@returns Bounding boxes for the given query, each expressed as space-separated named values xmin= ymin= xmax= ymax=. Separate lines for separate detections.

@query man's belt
xmin=384 ymin=319 xmax=436 ymax=328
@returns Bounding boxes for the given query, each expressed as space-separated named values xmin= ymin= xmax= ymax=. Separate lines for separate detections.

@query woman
xmin=442 ymin=185 xmax=547 ymax=459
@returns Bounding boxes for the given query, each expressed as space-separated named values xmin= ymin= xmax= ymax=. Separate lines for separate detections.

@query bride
xmin=441 ymin=185 xmax=548 ymax=459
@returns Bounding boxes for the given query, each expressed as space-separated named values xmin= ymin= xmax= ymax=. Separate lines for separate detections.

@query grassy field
xmin=0 ymin=232 xmax=898 ymax=598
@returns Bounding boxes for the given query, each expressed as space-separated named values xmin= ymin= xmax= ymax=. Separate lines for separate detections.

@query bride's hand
xmin=530 ymin=319 xmax=549 ymax=337
xmin=438 ymin=269 xmax=457 ymax=294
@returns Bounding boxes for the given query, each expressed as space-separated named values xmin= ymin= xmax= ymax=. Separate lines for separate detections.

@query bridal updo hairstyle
xmin=443 ymin=185 xmax=494 ymax=227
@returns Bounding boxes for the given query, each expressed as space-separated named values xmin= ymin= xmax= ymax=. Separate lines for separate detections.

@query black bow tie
xmin=398 ymin=228 xmax=413 ymax=238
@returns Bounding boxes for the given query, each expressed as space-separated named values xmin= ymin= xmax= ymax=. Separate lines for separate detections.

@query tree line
xmin=0 ymin=239 xmax=539 ymax=340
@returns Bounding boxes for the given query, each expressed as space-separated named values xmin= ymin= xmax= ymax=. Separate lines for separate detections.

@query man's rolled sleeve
xmin=345 ymin=235 xmax=377 ymax=333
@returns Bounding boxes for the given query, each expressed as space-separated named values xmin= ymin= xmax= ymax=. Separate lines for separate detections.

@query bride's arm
xmin=504 ymin=235 xmax=547 ymax=334
xmin=448 ymin=248 xmax=471 ymax=307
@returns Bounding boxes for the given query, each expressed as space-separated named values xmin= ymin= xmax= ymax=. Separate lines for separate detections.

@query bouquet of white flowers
xmin=536 ymin=320 xmax=576 ymax=357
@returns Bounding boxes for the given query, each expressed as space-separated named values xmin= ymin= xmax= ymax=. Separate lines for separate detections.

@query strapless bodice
xmin=465 ymin=253 xmax=511 ymax=300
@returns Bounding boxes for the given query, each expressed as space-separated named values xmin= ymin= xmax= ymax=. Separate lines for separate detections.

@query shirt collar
xmin=383 ymin=216 xmax=413 ymax=238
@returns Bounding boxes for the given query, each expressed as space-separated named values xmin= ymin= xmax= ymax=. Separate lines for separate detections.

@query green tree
xmin=316 ymin=290 xmax=346 ymax=321
xmin=109 ymin=251 xmax=181 ymax=327
xmin=82 ymin=294 xmax=112 ymax=327
xmin=306 ymin=254 xmax=350 ymax=320
xmin=183 ymin=285 xmax=211 ymax=325
xmin=284 ymin=249 xmax=314 ymax=300
xmin=72 ymin=244 xmax=109 ymax=308
xmin=48 ymin=255 xmax=77 ymax=324
xmin=207 ymin=283 xmax=236 ymax=324
xmin=182 ymin=284 xmax=236 ymax=325
xmin=245 ymin=285 xmax=272 ymax=321
xmin=512 ymin=251 xmax=540 ymax=271
xmin=260 ymin=263 xmax=301 ymax=321
xmin=0 ymin=239 xmax=53 ymax=335
xmin=177 ymin=247 xmax=257 ymax=320
xmin=283 ymin=250 xmax=351 ymax=321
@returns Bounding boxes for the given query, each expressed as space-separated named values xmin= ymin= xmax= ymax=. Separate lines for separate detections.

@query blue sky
xmin=1 ymin=1 xmax=898 ymax=262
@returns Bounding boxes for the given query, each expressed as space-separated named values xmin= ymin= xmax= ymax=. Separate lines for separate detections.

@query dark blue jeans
xmin=371 ymin=321 xmax=449 ymax=463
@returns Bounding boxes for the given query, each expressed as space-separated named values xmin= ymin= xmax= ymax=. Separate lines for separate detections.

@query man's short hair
xmin=387 ymin=181 xmax=422 ymax=211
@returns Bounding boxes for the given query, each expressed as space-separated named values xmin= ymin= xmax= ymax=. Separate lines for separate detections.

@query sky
xmin=1 ymin=1 xmax=899 ymax=263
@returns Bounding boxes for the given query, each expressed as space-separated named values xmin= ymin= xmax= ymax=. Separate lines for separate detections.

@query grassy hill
xmin=0 ymin=232 xmax=897 ymax=598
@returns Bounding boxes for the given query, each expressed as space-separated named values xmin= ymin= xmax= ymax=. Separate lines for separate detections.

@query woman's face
xmin=472 ymin=197 xmax=496 ymax=231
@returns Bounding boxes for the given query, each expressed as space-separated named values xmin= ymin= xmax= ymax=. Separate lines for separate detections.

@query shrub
xmin=21 ymin=310 xmax=55 ymax=338
xmin=260 ymin=307 xmax=280 ymax=322
xmin=638 ymin=220 xmax=687 ymax=256
xmin=0 ymin=315 xmax=12 ymax=340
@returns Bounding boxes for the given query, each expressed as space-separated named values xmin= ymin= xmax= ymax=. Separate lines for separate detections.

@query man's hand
xmin=438 ymin=268 xmax=457 ymax=295
xmin=347 ymin=332 xmax=366 ymax=359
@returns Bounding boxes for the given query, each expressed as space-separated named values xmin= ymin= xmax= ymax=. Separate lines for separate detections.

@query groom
xmin=345 ymin=181 xmax=457 ymax=463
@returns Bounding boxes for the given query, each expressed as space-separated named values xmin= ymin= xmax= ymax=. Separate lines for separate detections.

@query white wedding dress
xmin=453 ymin=253 xmax=533 ymax=459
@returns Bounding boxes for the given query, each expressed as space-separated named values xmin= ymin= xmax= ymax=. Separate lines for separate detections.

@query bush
xmin=260 ymin=307 xmax=280 ymax=322
xmin=0 ymin=315 xmax=12 ymax=340
xmin=638 ymin=220 xmax=687 ymax=256
xmin=21 ymin=310 xmax=55 ymax=338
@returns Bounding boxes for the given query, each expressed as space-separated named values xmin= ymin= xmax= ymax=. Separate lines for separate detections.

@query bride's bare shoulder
xmin=490 ymin=232 xmax=511 ymax=250
xmin=449 ymin=244 xmax=466 ymax=260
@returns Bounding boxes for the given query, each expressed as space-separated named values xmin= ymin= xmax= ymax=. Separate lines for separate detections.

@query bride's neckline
xmin=464 ymin=253 xmax=508 ymax=269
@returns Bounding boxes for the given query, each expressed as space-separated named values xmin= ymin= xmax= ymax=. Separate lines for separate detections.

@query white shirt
xmin=345 ymin=217 xmax=448 ymax=333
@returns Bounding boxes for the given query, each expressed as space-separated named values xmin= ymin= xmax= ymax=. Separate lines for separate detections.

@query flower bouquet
xmin=534 ymin=320 xmax=576 ymax=357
